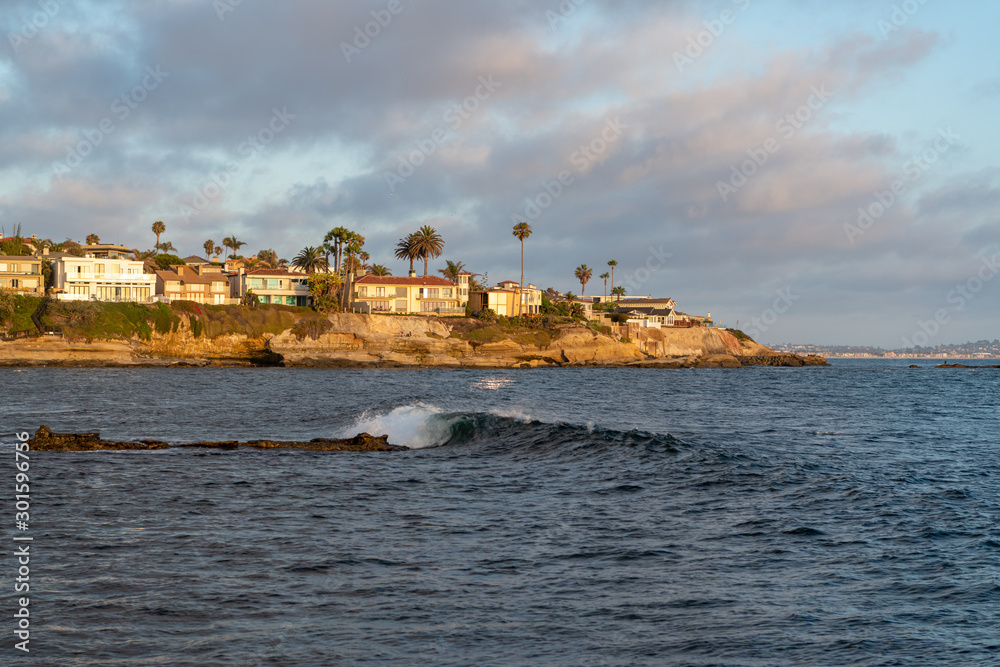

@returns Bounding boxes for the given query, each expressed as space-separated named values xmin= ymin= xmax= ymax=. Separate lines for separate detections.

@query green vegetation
xmin=728 ymin=328 xmax=755 ymax=343
xmin=154 ymin=254 xmax=186 ymax=270
xmin=290 ymin=318 xmax=334 ymax=341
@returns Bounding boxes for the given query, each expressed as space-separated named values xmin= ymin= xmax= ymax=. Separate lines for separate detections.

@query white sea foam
xmin=338 ymin=403 xmax=454 ymax=449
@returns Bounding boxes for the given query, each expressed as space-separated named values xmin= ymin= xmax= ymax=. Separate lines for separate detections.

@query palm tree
xmin=204 ymin=240 xmax=216 ymax=262
xmin=257 ymin=248 xmax=279 ymax=268
xmin=512 ymin=222 xmax=532 ymax=317
xmin=245 ymin=257 xmax=261 ymax=270
xmin=600 ymin=272 xmax=610 ymax=300
xmin=156 ymin=241 xmax=177 ymax=255
xmin=437 ymin=260 xmax=468 ymax=284
xmin=151 ymin=221 xmax=165 ymax=252
xmin=611 ymin=285 xmax=626 ymax=300
xmin=369 ymin=264 xmax=392 ymax=276
xmin=323 ymin=226 xmax=351 ymax=278
xmin=222 ymin=236 xmax=246 ymax=259
xmin=394 ymin=233 xmax=420 ymax=274
xmin=607 ymin=259 xmax=617 ymax=295
xmin=412 ymin=225 xmax=444 ymax=276
xmin=291 ymin=246 xmax=328 ymax=274
xmin=574 ymin=264 xmax=593 ymax=297
xmin=86 ymin=233 xmax=100 ymax=245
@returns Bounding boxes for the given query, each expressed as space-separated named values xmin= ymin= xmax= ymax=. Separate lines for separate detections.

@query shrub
xmin=290 ymin=318 xmax=333 ymax=341
xmin=729 ymin=328 xmax=755 ymax=343
xmin=475 ymin=308 xmax=497 ymax=322
xmin=154 ymin=254 xmax=186 ymax=270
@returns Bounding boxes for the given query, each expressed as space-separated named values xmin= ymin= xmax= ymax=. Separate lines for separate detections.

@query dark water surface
xmin=2 ymin=360 xmax=999 ymax=665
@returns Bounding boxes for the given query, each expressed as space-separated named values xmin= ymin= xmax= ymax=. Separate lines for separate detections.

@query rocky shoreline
xmin=1 ymin=313 xmax=828 ymax=369
xmin=28 ymin=425 xmax=406 ymax=452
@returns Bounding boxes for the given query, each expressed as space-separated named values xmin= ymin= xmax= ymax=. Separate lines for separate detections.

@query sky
xmin=1 ymin=0 xmax=998 ymax=348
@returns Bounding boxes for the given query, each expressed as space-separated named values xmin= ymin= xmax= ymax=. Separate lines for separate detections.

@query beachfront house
xmin=155 ymin=265 xmax=230 ymax=305
xmin=353 ymin=273 xmax=465 ymax=314
xmin=0 ymin=256 xmax=44 ymax=295
xmin=229 ymin=268 xmax=311 ymax=307
xmin=470 ymin=281 xmax=543 ymax=316
xmin=53 ymin=254 xmax=155 ymax=302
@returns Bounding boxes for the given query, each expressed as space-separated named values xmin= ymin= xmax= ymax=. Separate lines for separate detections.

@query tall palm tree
xmin=512 ymin=221 xmax=532 ymax=317
xmin=86 ymin=233 xmax=100 ymax=245
xmin=394 ymin=233 xmax=419 ymax=274
xmin=369 ymin=264 xmax=392 ymax=276
xmin=291 ymin=246 xmax=327 ymax=274
xmin=607 ymin=259 xmax=617 ymax=295
xmin=222 ymin=236 xmax=246 ymax=259
xmin=437 ymin=260 xmax=468 ymax=284
xmin=412 ymin=225 xmax=444 ymax=276
xmin=323 ymin=226 xmax=351 ymax=278
xmin=213 ymin=245 xmax=224 ymax=263
xmin=151 ymin=221 xmax=165 ymax=252
xmin=600 ymin=272 xmax=610 ymax=300
xmin=575 ymin=264 xmax=593 ymax=297
xmin=204 ymin=240 xmax=216 ymax=262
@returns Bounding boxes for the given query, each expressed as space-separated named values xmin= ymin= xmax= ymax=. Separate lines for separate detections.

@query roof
xmin=183 ymin=255 xmax=209 ymax=264
xmin=355 ymin=275 xmax=455 ymax=287
xmin=0 ymin=255 xmax=41 ymax=262
xmin=156 ymin=269 xmax=229 ymax=285
xmin=245 ymin=269 xmax=307 ymax=277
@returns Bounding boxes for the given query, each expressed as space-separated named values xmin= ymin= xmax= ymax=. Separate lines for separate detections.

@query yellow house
xmin=0 ymin=256 xmax=43 ymax=295
xmin=470 ymin=281 xmax=543 ymax=316
xmin=155 ymin=265 xmax=230 ymax=304
xmin=354 ymin=274 xmax=465 ymax=314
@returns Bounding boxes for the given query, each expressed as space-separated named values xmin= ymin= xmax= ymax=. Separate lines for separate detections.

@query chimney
xmin=42 ymin=247 xmax=49 ymax=256
xmin=408 ymin=269 xmax=417 ymax=278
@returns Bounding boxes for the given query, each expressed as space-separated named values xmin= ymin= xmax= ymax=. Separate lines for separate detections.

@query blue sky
xmin=1 ymin=0 xmax=998 ymax=347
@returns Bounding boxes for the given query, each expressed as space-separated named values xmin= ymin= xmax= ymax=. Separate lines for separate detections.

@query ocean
xmin=2 ymin=360 xmax=999 ymax=665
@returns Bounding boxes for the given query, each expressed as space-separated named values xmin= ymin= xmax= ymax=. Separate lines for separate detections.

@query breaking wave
xmin=338 ymin=403 xmax=684 ymax=454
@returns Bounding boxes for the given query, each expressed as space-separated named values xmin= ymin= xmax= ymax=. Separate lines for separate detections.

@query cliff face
xmin=267 ymin=314 xmax=645 ymax=368
xmin=0 ymin=311 xmax=824 ymax=368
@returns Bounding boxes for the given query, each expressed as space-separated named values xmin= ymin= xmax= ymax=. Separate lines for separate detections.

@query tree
xmin=291 ymin=246 xmax=328 ymax=274
xmin=600 ymin=272 xmax=610 ymax=300
xmin=369 ymin=264 xmax=392 ymax=276
xmin=222 ymin=235 xmax=246 ymax=259
xmin=574 ymin=264 xmax=592 ymax=296
xmin=156 ymin=241 xmax=177 ymax=255
xmin=611 ymin=285 xmax=626 ymax=300
xmin=257 ymin=248 xmax=279 ymax=268
xmin=323 ymin=227 xmax=352 ymax=278
xmin=154 ymin=254 xmax=186 ymax=271
xmin=607 ymin=259 xmax=617 ymax=295
xmin=151 ymin=221 xmax=165 ymax=252
xmin=438 ymin=260 xmax=468 ymax=284
xmin=512 ymin=221 xmax=532 ymax=317
xmin=394 ymin=233 xmax=419 ymax=274
xmin=203 ymin=240 xmax=216 ymax=261
xmin=309 ymin=273 xmax=343 ymax=313
xmin=86 ymin=233 xmax=100 ymax=245
xmin=412 ymin=225 xmax=444 ymax=276
xmin=213 ymin=245 xmax=224 ymax=263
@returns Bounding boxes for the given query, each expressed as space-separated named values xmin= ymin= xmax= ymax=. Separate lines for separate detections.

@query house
xmin=353 ymin=273 xmax=464 ymax=314
xmin=229 ymin=268 xmax=311 ymax=307
xmin=614 ymin=305 xmax=677 ymax=328
xmin=53 ymin=255 xmax=155 ymax=302
xmin=0 ymin=256 xmax=44 ymax=295
xmin=470 ymin=281 xmax=543 ymax=316
xmin=79 ymin=243 xmax=133 ymax=260
xmin=155 ymin=265 xmax=230 ymax=305
xmin=182 ymin=255 xmax=211 ymax=267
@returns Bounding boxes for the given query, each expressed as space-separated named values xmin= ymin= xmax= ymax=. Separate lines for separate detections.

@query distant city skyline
xmin=2 ymin=0 xmax=998 ymax=347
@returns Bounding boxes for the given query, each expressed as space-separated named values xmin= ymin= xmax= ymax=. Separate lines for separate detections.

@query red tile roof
xmin=355 ymin=275 xmax=455 ymax=286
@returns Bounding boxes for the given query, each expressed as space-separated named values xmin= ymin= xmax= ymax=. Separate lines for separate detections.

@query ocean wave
xmin=338 ymin=403 xmax=684 ymax=454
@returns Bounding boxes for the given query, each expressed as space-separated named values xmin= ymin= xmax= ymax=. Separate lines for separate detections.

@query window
xmin=375 ymin=287 xmax=386 ymax=297
xmin=443 ymin=288 xmax=452 ymax=297
xmin=250 ymin=278 xmax=263 ymax=288
xmin=359 ymin=286 xmax=368 ymax=297
xmin=396 ymin=287 xmax=407 ymax=297
xmin=395 ymin=300 xmax=407 ymax=312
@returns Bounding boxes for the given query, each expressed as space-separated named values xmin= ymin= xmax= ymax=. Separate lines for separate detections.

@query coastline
xmin=1 ymin=310 xmax=828 ymax=369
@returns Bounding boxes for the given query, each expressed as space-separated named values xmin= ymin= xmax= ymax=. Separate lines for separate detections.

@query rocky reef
xmin=27 ymin=425 xmax=405 ymax=452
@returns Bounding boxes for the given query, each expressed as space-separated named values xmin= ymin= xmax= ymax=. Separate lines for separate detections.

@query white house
xmin=53 ymin=255 xmax=156 ymax=302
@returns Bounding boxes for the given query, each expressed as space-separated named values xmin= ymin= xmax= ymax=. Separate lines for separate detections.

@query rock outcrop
xmin=28 ymin=425 xmax=406 ymax=452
